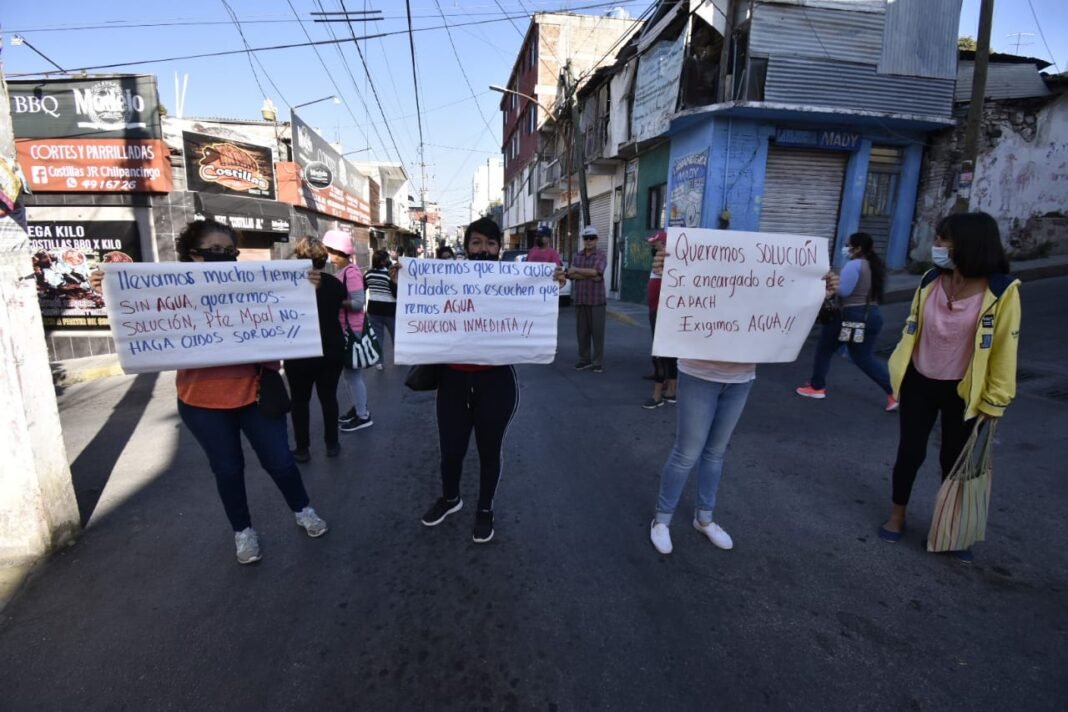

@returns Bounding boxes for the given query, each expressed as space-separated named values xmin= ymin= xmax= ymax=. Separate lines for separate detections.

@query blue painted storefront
xmin=665 ymin=109 xmax=931 ymax=270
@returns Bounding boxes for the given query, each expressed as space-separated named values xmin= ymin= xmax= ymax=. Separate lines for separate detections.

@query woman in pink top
xmin=323 ymin=231 xmax=374 ymax=433
xmin=879 ymin=213 xmax=1021 ymax=563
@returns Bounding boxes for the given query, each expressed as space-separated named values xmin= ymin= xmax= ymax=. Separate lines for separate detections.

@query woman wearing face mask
xmin=878 ymin=212 xmax=1020 ymax=563
xmin=418 ymin=217 xmax=565 ymax=543
xmin=323 ymin=230 xmax=373 ymax=433
xmin=90 ymin=220 xmax=328 ymax=565
xmin=796 ymin=232 xmax=897 ymax=411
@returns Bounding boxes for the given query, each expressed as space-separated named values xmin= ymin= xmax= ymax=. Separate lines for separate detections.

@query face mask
xmin=198 ymin=251 xmax=238 ymax=263
xmin=841 ymin=246 xmax=854 ymax=259
xmin=468 ymin=251 xmax=497 ymax=261
xmin=931 ymin=245 xmax=955 ymax=269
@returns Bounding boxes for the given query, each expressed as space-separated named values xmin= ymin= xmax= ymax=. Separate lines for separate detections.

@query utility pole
xmin=956 ymin=0 xmax=995 ymax=212
xmin=565 ymin=62 xmax=591 ymax=229
xmin=716 ymin=0 xmax=736 ymax=103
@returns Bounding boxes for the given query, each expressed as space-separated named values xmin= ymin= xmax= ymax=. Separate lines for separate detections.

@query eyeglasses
xmin=190 ymin=246 xmax=240 ymax=257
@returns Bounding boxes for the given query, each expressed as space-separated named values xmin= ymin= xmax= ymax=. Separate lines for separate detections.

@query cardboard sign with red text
xmin=652 ymin=228 xmax=828 ymax=363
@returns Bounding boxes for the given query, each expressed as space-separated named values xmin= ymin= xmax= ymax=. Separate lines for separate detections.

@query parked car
xmin=512 ymin=252 xmax=571 ymax=306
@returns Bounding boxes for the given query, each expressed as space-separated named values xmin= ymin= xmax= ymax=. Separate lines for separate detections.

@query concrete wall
xmin=619 ymin=142 xmax=670 ymax=303
xmin=913 ymin=94 xmax=1068 ymax=261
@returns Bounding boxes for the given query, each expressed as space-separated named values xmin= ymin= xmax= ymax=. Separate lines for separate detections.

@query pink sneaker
xmin=796 ymin=385 xmax=826 ymax=399
xmin=885 ymin=395 xmax=899 ymax=412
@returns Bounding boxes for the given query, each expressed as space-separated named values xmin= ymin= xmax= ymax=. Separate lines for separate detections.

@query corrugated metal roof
xmin=878 ymin=0 xmax=962 ymax=80
xmin=765 ymin=55 xmax=954 ymax=118
xmin=955 ymin=61 xmax=1052 ymax=102
xmin=750 ymin=3 xmax=884 ymax=64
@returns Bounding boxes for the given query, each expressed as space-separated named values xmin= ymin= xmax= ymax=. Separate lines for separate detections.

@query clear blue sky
xmin=3 ymin=0 xmax=1065 ymax=228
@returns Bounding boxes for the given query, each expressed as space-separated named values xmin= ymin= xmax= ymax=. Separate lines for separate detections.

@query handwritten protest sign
xmin=101 ymin=260 xmax=323 ymax=373
xmin=652 ymin=228 xmax=828 ymax=363
xmin=394 ymin=257 xmax=559 ymax=365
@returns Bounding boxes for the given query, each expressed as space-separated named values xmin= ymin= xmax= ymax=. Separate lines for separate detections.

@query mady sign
xmin=774 ymin=128 xmax=862 ymax=152
xmin=8 ymin=75 xmax=163 ymax=139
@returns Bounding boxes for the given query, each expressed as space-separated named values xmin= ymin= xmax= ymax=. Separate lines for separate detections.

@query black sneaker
xmin=325 ymin=443 xmax=341 ymax=458
xmin=592 ymin=365 xmax=604 ymax=374
xmin=574 ymin=361 xmax=593 ymax=370
xmin=421 ymin=497 xmax=462 ymax=526
xmin=338 ymin=408 xmax=357 ymax=425
xmin=292 ymin=448 xmax=311 ymax=463
xmin=339 ymin=414 xmax=373 ymax=432
xmin=473 ymin=510 xmax=494 ymax=543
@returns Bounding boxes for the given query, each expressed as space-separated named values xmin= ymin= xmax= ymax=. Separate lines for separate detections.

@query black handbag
xmin=817 ymin=297 xmax=840 ymax=324
xmin=405 ymin=365 xmax=442 ymax=391
xmin=257 ymin=367 xmax=292 ymax=417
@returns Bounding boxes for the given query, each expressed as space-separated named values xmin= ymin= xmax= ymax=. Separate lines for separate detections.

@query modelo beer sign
xmin=8 ymin=75 xmax=163 ymax=139
xmin=183 ymin=131 xmax=276 ymax=199
xmin=288 ymin=111 xmax=370 ymax=224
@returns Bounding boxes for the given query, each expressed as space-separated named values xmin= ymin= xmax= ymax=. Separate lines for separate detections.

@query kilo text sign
xmin=101 ymin=260 xmax=323 ymax=373
xmin=652 ymin=228 xmax=828 ymax=363
xmin=394 ymin=257 xmax=560 ymax=365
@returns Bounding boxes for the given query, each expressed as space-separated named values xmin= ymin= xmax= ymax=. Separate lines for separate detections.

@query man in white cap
xmin=567 ymin=225 xmax=608 ymax=373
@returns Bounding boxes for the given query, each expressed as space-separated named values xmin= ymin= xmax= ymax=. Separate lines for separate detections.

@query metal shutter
xmin=588 ymin=192 xmax=612 ymax=244
xmin=759 ymin=147 xmax=847 ymax=243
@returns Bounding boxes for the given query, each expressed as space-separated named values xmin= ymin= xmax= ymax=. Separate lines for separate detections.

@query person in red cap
xmin=323 ymin=230 xmax=374 ymax=433
xmin=644 ymin=230 xmax=677 ymax=408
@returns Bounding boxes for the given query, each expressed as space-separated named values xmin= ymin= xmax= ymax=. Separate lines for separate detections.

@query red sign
xmin=16 ymin=138 xmax=173 ymax=193
xmin=276 ymin=162 xmax=371 ymax=225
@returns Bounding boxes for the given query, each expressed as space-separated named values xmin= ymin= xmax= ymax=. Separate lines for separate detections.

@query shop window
xmin=648 ymin=183 xmax=667 ymax=230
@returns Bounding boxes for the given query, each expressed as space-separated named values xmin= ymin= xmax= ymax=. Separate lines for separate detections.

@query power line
xmin=329 ymin=0 xmax=413 ymax=178
xmin=220 ymin=0 xmax=289 ymax=107
xmin=404 ymin=0 xmax=428 ymax=201
xmin=433 ymin=0 xmax=498 ymax=140
xmin=8 ymin=2 xmax=642 ymax=77
xmin=1026 ymin=0 xmax=1061 ymax=72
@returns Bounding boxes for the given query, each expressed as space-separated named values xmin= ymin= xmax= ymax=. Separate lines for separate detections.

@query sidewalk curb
xmin=606 ymin=309 xmax=642 ymax=327
xmin=51 ymin=358 xmax=124 ymax=388
xmin=884 ymin=259 xmax=1068 ymax=304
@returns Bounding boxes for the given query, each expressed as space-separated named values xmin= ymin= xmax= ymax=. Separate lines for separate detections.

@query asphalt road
xmin=2 ymin=277 xmax=1066 ymax=711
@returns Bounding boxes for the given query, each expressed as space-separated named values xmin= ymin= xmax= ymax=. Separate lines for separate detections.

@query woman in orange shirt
xmin=93 ymin=220 xmax=328 ymax=565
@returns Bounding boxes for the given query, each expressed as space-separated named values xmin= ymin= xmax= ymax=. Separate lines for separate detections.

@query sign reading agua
xmin=652 ymin=228 xmax=829 ymax=363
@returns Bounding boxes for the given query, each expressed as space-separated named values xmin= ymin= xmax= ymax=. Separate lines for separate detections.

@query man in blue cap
xmin=527 ymin=225 xmax=562 ymax=266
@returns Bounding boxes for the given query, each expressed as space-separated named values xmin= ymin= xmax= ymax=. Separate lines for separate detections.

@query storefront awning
xmin=195 ymin=193 xmax=291 ymax=234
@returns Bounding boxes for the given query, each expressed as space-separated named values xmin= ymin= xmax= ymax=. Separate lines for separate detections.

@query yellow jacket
xmin=888 ymin=269 xmax=1021 ymax=420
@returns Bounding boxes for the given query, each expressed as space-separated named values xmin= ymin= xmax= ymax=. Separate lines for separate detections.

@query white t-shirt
xmin=677 ymin=359 xmax=756 ymax=384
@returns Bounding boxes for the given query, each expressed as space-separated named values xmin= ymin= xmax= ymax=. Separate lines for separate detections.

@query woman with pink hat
xmin=322 ymin=230 xmax=374 ymax=433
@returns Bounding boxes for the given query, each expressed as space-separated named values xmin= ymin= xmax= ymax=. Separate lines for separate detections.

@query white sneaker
xmin=375 ymin=363 xmax=384 ymax=371
xmin=235 ymin=527 xmax=262 ymax=564
xmin=295 ymin=507 xmax=328 ymax=538
xmin=650 ymin=521 xmax=673 ymax=555
xmin=693 ymin=519 xmax=734 ymax=550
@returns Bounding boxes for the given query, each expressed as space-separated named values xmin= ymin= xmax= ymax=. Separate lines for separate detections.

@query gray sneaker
xmin=235 ymin=527 xmax=262 ymax=565
xmin=295 ymin=507 xmax=328 ymax=538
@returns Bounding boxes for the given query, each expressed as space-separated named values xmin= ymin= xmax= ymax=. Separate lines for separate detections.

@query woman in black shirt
xmin=284 ymin=238 xmax=348 ymax=461
xmin=364 ymin=249 xmax=397 ymax=370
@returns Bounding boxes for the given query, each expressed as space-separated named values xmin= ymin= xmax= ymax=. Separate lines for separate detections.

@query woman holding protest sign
xmin=90 ymin=219 xmax=328 ymax=565
xmin=323 ymin=230 xmax=374 ymax=433
xmin=409 ymin=217 xmax=566 ymax=543
xmin=647 ymin=244 xmax=839 ymax=556
xmin=283 ymin=237 xmax=347 ymax=462
xmin=795 ymin=232 xmax=897 ymax=411
xmin=878 ymin=213 xmax=1020 ymax=562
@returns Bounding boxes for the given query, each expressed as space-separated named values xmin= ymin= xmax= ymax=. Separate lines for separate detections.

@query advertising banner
xmin=286 ymin=112 xmax=371 ymax=224
xmin=631 ymin=33 xmax=686 ymax=143
xmin=652 ymin=228 xmax=829 ymax=363
xmin=17 ymin=138 xmax=172 ymax=193
xmin=183 ymin=131 xmax=276 ymax=199
xmin=394 ymin=257 xmax=560 ymax=365
xmin=28 ymin=219 xmax=142 ymax=329
xmin=101 ymin=260 xmax=322 ymax=373
xmin=668 ymin=150 xmax=708 ymax=228
xmin=8 ymin=75 xmax=163 ymax=139
xmin=194 ymin=193 xmax=292 ymax=235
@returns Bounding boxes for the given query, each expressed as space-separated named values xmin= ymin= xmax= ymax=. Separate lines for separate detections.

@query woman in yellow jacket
xmin=878 ymin=212 xmax=1021 ymax=562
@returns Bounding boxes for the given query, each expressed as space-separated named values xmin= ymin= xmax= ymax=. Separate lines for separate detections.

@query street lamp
xmin=293 ymin=95 xmax=340 ymax=110
xmin=489 ymin=81 xmax=587 ymax=254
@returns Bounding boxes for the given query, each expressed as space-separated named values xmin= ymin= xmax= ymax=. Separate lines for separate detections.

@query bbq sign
xmin=183 ymin=132 xmax=276 ymax=199
xmin=8 ymin=75 xmax=163 ymax=139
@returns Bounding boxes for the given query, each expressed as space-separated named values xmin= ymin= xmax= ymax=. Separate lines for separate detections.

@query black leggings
xmin=649 ymin=310 xmax=678 ymax=384
xmin=891 ymin=365 xmax=977 ymax=506
xmin=437 ymin=366 xmax=519 ymax=511
xmin=284 ymin=357 xmax=343 ymax=449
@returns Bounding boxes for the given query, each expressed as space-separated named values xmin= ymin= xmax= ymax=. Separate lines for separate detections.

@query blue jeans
xmin=178 ymin=401 xmax=311 ymax=531
xmin=654 ymin=373 xmax=753 ymax=526
xmin=367 ymin=313 xmax=395 ymax=362
xmin=809 ymin=305 xmax=892 ymax=394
